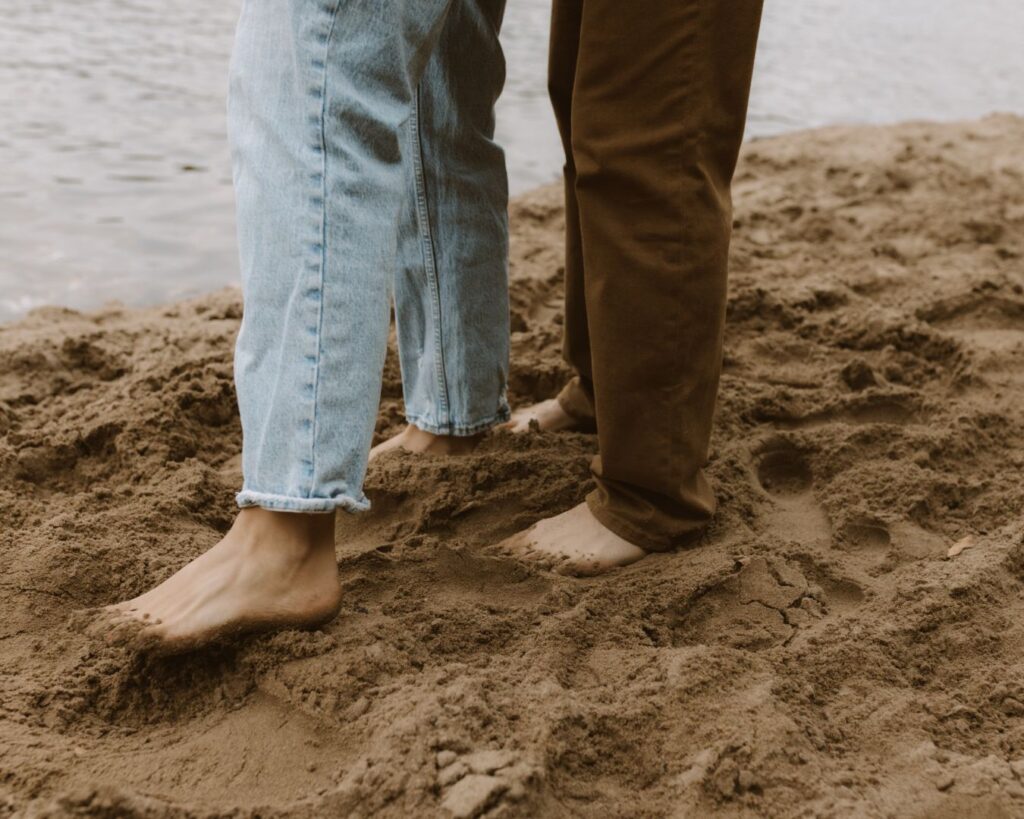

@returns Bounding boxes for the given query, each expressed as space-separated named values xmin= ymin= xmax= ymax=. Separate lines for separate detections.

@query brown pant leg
xmin=569 ymin=0 xmax=763 ymax=551
xmin=548 ymin=0 xmax=597 ymax=426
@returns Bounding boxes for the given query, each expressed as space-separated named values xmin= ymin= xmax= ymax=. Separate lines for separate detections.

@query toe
xmin=81 ymin=606 xmax=129 ymax=638
xmin=508 ymin=537 xmax=535 ymax=557
xmin=523 ymin=548 xmax=559 ymax=572
xmin=552 ymin=556 xmax=581 ymax=577
xmin=491 ymin=531 xmax=533 ymax=558
xmin=503 ymin=417 xmax=531 ymax=434
xmin=103 ymin=616 xmax=148 ymax=648
xmin=129 ymin=623 xmax=172 ymax=654
xmin=104 ymin=602 xmax=144 ymax=623
xmin=513 ymin=539 xmax=546 ymax=562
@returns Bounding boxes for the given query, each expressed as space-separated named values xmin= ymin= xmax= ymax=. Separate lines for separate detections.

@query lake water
xmin=2 ymin=0 xmax=1023 ymax=321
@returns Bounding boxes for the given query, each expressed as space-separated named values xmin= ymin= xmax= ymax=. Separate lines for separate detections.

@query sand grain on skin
xmin=2 ymin=116 xmax=1024 ymax=817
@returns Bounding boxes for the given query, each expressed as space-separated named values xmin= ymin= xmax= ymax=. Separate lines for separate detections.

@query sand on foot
xmin=495 ymin=502 xmax=647 ymax=576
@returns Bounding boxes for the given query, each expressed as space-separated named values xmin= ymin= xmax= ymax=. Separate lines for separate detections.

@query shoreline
xmin=2 ymin=115 xmax=1024 ymax=817
xmin=5 ymin=111 xmax=1021 ymax=328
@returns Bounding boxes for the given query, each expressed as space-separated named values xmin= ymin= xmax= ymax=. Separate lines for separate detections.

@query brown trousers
xmin=548 ymin=0 xmax=763 ymax=551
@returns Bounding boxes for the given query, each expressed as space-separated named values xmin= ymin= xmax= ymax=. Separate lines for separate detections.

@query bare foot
xmin=502 ymin=398 xmax=579 ymax=434
xmin=369 ymin=424 xmax=484 ymax=460
xmin=99 ymin=508 xmax=342 ymax=653
xmin=497 ymin=502 xmax=647 ymax=576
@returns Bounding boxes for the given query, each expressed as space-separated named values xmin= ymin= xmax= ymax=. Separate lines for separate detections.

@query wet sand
xmin=2 ymin=116 xmax=1024 ymax=817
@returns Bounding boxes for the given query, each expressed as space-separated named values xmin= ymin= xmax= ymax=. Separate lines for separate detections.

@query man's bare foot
xmin=502 ymin=398 xmax=579 ymax=434
xmin=369 ymin=424 xmax=483 ymax=460
xmin=98 ymin=508 xmax=341 ymax=653
xmin=497 ymin=502 xmax=647 ymax=576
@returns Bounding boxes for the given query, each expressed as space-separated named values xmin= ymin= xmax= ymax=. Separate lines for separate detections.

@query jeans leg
xmin=394 ymin=0 xmax=511 ymax=436
xmin=228 ymin=0 xmax=454 ymax=512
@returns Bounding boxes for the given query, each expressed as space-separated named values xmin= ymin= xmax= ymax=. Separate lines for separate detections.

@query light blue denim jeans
xmin=227 ymin=0 xmax=510 ymax=513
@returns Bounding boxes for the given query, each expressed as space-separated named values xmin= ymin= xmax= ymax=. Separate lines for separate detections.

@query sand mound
xmin=2 ymin=115 xmax=1024 ymax=818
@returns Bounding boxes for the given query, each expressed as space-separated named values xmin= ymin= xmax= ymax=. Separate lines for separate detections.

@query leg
xmin=577 ymin=0 xmax=763 ymax=553
xmin=505 ymin=0 xmax=594 ymax=435
xmin=377 ymin=0 xmax=510 ymax=458
xmin=102 ymin=0 xmax=459 ymax=650
xmin=232 ymin=0 xmax=456 ymax=508
xmin=504 ymin=0 xmax=763 ymax=572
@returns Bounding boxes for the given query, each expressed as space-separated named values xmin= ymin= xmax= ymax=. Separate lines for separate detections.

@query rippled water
xmin=1 ymin=0 xmax=1022 ymax=321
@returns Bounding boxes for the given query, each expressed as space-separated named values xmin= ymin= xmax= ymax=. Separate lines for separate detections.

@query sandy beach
xmin=2 ymin=115 xmax=1023 ymax=817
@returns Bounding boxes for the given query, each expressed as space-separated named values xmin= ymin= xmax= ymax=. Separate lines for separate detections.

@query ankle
xmin=403 ymin=424 xmax=483 ymax=454
xmin=231 ymin=508 xmax=336 ymax=557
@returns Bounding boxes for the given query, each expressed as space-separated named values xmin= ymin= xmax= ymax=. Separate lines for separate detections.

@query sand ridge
xmin=1 ymin=115 xmax=1024 ymax=817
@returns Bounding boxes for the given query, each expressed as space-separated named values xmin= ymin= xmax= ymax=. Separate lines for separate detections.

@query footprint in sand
xmin=918 ymin=290 xmax=1024 ymax=387
xmin=667 ymin=554 xmax=867 ymax=653
xmin=755 ymin=440 xmax=831 ymax=549
xmin=837 ymin=516 xmax=893 ymax=570
xmin=756 ymin=442 xmax=813 ymax=496
xmin=668 ymin=557 xmax=835 ymax=651
xmin=918 ymin=291 xmax=1024 ymax=345
xmin=773 ymin=394 xmax=921 ymax=431
xmin=837 ymin=514 xmax=947 ymax=567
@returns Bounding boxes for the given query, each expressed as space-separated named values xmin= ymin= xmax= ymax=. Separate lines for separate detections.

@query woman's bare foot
xmin=496 ymin=502 xmax=647 ymax=576
xmin=369 ymin=424 xmax=484 ymax=460
xmin=99 ymin=508 xmax=341 ymax=653
xmin=502 ymin=398 xmax=579 ymax=434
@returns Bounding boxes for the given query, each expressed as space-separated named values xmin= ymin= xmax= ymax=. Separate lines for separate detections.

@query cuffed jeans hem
xmin=584 ymin=490 xmax=706 ymax=554
xmin=405 ymin=405 xmax=511 ymax=437
xmin=236 ymin=489 xmax=370 ymax=514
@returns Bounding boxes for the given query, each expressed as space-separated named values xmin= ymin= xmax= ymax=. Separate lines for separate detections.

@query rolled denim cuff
xmin=236 ymin=489 xmax=370 ymax=514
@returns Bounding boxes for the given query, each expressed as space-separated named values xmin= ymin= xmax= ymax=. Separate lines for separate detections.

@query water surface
xmin=1 ymin=0 xmax=1022 ymax=321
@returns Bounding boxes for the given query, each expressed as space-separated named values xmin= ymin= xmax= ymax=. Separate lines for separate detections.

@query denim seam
xmin=307 ymin=1 xmax=343 ymax=499
xmin=405 ymin=403 xmax=511 ymax=437
xmin=410 ymin=88 xmax=451 ymax=427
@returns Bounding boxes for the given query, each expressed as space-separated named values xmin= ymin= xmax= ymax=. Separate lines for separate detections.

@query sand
xmin=2 ymin=115 xmax=1024 ymax=818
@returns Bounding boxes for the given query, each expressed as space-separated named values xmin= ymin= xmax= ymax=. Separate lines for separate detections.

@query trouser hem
xmin=585 ymin=490 xmax=705 ymax=554
xmin=236 ymin=490 xmax=369 ymax=514
xmin=405 ymin=405 xmax=510 ymax=437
